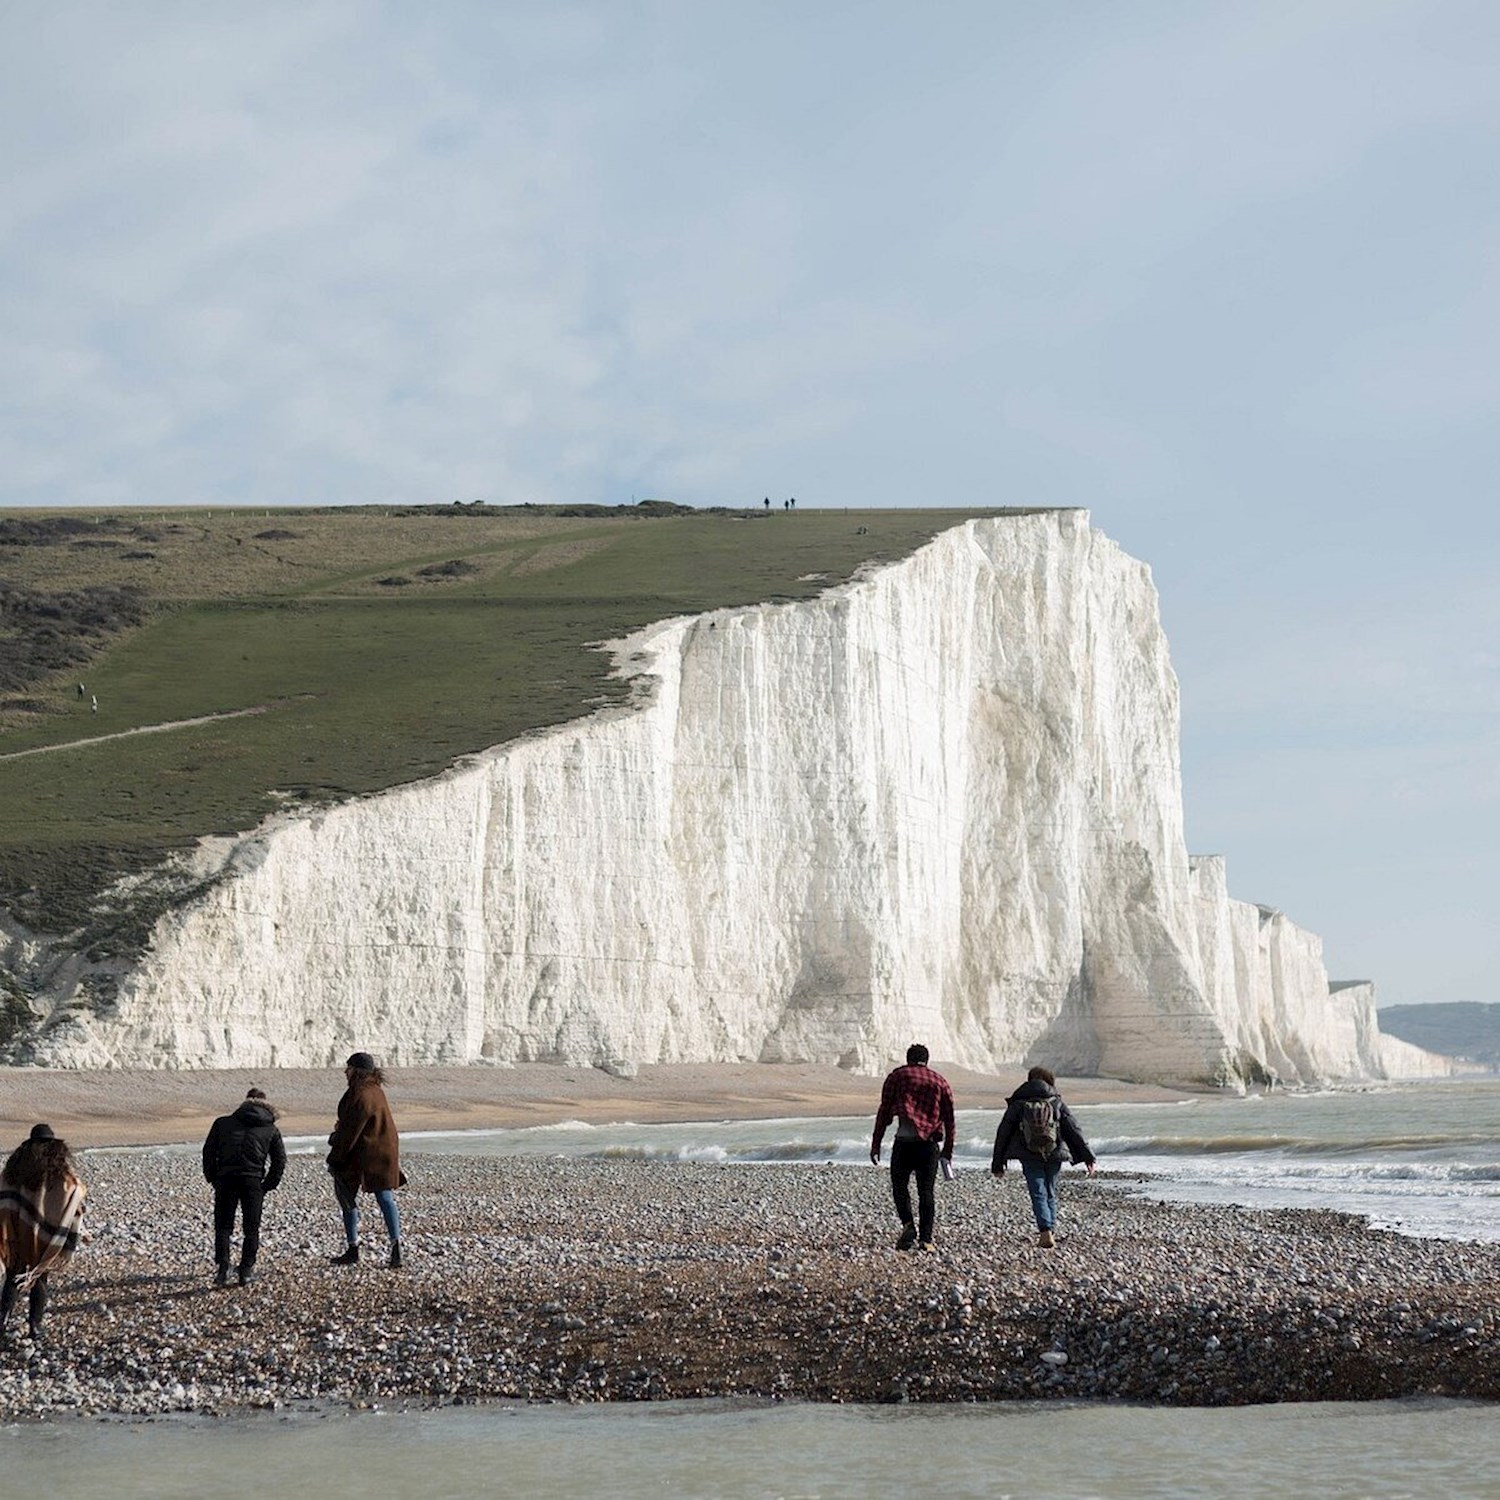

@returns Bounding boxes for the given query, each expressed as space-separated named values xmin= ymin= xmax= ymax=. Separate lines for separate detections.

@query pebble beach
xmin=3 ymin=1150 xmax=1497 ymax=1419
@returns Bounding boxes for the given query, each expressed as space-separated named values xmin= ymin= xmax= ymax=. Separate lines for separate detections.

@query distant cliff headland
xmin=1380 ymin=1003 xmax=1500 ymax=1072
xmin=0 ymin=504 xmax=1446 ymax=1085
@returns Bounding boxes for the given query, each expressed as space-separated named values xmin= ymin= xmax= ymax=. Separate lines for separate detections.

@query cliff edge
xmin=0 ymin=511 xmax=1450 ymax=1085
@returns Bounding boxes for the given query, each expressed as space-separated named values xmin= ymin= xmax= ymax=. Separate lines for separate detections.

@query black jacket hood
xmin=233 ymin=1099 xmax=278 ymax=1124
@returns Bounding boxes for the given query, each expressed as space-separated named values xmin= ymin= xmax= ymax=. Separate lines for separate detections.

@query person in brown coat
xmin=326 ymin=1051 xmax=404 ymax=1269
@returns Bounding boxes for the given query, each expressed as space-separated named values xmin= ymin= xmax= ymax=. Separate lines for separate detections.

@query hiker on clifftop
xmin=326 ymin=1052 xmax=405 ymax=1269
xmin=870 ymin=1044 xmax=955 ymax=1252
xmin=202 ymin=1086 xmax=286 ymax=1286
xmin=990 ymin=1066 xmax=1095 ymax=1248
xmin=0 ymin=1124 xmax=87 ymax=1345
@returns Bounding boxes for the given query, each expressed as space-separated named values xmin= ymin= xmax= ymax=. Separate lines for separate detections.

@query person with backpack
xmin=202 ymin=1086 xmax=286 ymax=1286
xmin=990 ymin=1066 xmax=1095 ymax=1248
xmin=870 ymin=1043 xmax=956 ymax=1252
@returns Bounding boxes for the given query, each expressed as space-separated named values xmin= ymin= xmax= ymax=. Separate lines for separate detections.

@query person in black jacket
xmin=202 ymin=1087 xmax=286 ymax=1286
xmin=990 ymin=1066 xmax=1095 ymax=1249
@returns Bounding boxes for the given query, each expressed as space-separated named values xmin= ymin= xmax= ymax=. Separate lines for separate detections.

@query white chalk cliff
xmin=9 ymin=511 xmax=1448 ymax=1085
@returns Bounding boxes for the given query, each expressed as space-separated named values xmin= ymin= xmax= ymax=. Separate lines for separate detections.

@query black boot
xmin=388 ymin=1242 xmax=402 ymax=1270
xmin=329 ymin=1245 xmax=359 ymax=1266
xmin=214 ymin=1263 xmax=231 ymax=1287
xmin=237 ymin=1263 xmax=257 ymax=1286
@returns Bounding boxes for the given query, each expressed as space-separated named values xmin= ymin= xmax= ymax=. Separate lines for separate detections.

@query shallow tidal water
xmin=6 ymin=1396 xmax=1497 ymax=1499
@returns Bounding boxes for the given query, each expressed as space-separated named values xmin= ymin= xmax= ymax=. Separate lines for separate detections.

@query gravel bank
xmin=2 ymin=1153 xmax=1496 ymax=1417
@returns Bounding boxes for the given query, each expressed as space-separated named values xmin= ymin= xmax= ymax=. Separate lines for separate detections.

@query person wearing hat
xmin=202 ymin=1087 xmax=286 ymax=1286
xmin=326 ymin=1051 xmax=405 ymax=1268
xmin=0 ymin=1124 xmax=87 ymax=1344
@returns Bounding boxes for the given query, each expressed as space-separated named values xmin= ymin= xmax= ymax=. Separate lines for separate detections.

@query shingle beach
xmin=2 ymin=1151 xmax=1496 ymax=1418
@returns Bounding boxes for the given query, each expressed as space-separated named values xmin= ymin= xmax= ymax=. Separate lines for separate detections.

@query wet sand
xmin=0 ymin=1062 xmax=1188 ymax=1148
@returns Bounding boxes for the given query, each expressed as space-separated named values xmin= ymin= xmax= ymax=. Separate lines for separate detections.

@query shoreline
xmin=0 ymin=1061 xmax=1192 ymax=1149
xmin=1 ymin=1152 xmax=1496 ymax=1419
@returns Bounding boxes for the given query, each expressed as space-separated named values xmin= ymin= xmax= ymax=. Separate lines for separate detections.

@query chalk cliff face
xmin=5 ymin=511 xmax=1448 ymax=1085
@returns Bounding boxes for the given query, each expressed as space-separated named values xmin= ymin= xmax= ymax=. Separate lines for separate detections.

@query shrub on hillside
xmin=0 ymin=583 xmax=147 ymax=692
xmin=0 ymin=517 xmax=136 ymax=547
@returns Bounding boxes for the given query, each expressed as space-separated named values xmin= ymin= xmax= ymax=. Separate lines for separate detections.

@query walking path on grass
xmin=0 ymin=704 xmax=272 ymax=762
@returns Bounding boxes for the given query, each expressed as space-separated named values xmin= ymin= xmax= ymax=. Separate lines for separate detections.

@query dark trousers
xmin=0 ymin=1270 xmax=48 ymax=1335
xmin=213 ymin=1175 xmax=266 ymax=1272
xmin=889 ymin=1137 xmax=940 ymax=1243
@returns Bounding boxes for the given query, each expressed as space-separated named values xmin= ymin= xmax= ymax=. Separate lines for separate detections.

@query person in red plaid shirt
xmin=869 ymin=1044 xmax=955 ymax=1251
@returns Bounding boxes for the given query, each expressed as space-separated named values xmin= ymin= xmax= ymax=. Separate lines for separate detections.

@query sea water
xmin=5 ymin=1396 xmax=1498 ymax=1499
xmin=393 ymin=1077 xmax=1500 ymax=1243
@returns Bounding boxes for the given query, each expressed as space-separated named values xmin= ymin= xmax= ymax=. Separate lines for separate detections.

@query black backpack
xmin=1019 ymin=1096 xmax=1061 ymax=1155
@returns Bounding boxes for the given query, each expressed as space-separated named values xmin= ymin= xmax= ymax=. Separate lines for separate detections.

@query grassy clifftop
xmin=0 ymin=502 xmax=1041 ymax=938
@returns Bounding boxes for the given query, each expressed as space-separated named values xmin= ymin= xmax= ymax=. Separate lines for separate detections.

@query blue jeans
xmin=1020 ymin=1156 xmax=1062 ymax=1231
xmin=334 ymin=1177 xmax=401 ymax=1246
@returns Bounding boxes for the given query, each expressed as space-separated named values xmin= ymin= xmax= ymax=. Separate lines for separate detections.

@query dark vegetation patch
xmin=0 ymin=841 xmax=186 ymax=942
xmin=0 ymin=516 xmax=137 ymax=547
xmin=254 ymin=528 xmax=302 ymax=541
xmin=0 ymin=583 xmax=147 ymax=693
xmin=416 ymin=559 xmax=480 ymax=579
xmin=0 ymin=697 xmax=56 ymax=714
xmin=376 ymin=574 xmax=414 ymax=587
xmin=120 ymin=551 xmax=158 ymax=561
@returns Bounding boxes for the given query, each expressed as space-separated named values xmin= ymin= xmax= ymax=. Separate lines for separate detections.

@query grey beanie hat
xmin=346 ymin=1051 xmax=377 ymax=1071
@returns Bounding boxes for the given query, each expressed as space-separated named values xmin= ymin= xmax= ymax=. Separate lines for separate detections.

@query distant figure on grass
xmin=870 ymin=1044 xmax=955 ymax=1252
xmin=327 ymin=1051 xmax=405 ymax=1269
xmin=990 ymin=1066 xmax=1095 ymax=1248
xmin=763 ymin=497 xmax=771 ymax=510
xmin=90 ymin=695 xmax=97 ymax=714
xmin=202 ymin=1086 xmax=286 ymax=1287
xmin=0 ymin=1124 xmax=87 ymax=1345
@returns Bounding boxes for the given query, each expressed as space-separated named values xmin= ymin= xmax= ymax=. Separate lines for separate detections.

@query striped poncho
xmin=0 ymin=1172 xmax=87 ymax=1288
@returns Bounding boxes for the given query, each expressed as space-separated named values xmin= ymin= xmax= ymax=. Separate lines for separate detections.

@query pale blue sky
xmin=2 ymin=2 xmax=1495 ymax=1004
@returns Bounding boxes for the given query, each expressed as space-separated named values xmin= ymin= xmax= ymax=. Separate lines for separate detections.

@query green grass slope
xmin=0 ymin=503 xmax=1043 ymax=941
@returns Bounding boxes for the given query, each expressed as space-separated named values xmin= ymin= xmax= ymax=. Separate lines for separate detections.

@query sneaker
xmin=917 ymin=1239 xmax=935 ymax=1253
xmin=237 ymin=1267 xmax=257 ymax=1286
xmin=895 ymin=1224 xmax=918 ymax=1252
xmin=214 ymin=1264 xmax=231 ymax=1287
xmin=329 ymin=1246 xmax=360 ymax=1266
xmin=1037 ymin=1229 xmax=1055 ymax=1249
xmin=388 ymin=1243 xmax=402 ymax=1271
